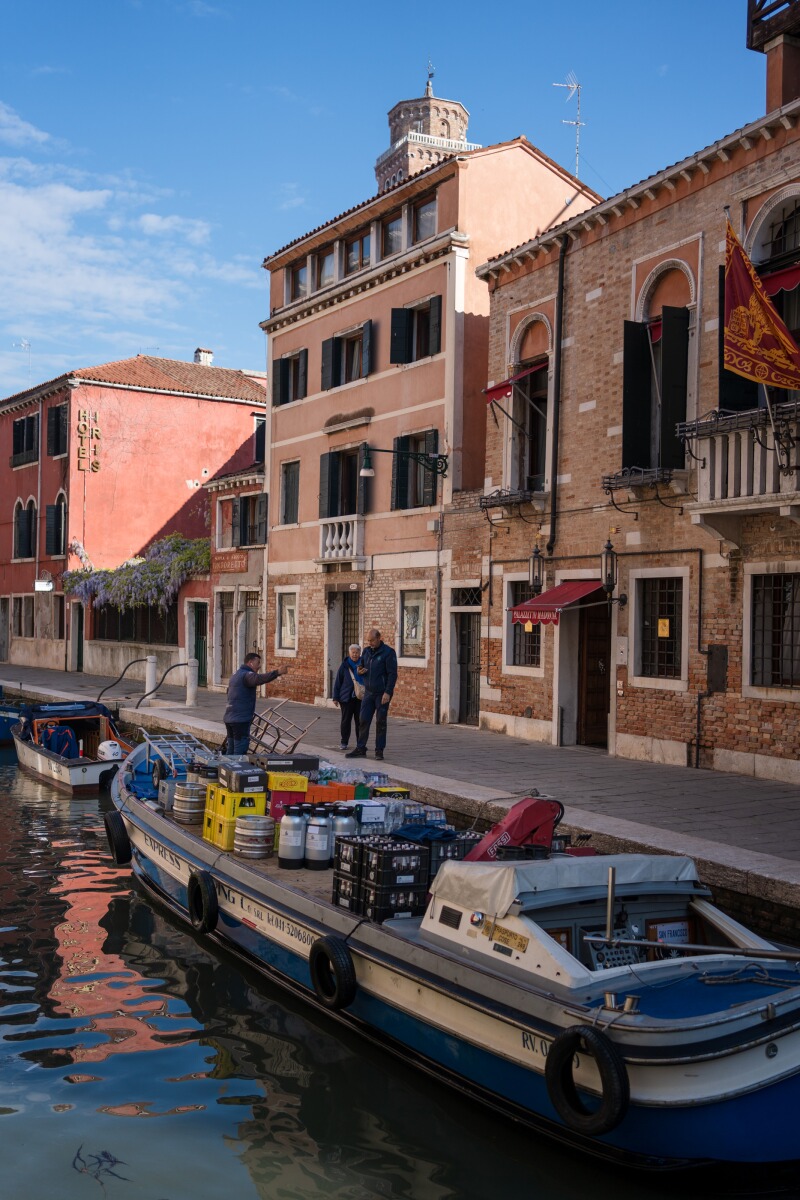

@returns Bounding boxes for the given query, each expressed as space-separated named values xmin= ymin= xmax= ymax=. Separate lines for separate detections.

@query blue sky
xmin=0 ymin=0 xmax=766 ymax=396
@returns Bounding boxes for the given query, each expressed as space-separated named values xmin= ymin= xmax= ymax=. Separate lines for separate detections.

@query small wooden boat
xmin=13 ymin=701 xmax=133 ymax=793
xmin=109 ymin=739 xmax=800 ymax=1173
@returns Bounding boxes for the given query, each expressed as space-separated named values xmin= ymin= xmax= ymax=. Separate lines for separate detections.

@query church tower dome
xmin=374 ymin=69 xmax=480 ymax=192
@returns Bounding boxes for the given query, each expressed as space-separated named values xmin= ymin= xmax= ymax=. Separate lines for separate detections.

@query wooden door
xmin=577 ymin=601 xmax=611 ymax=747
xmin=220 ymin=594 xmax=235 ymax=679
xmin=456 ymin=613 xmax=480 ymax=725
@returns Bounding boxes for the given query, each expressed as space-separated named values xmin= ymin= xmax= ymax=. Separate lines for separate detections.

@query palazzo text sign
xmin=212 ymin=550 xmax=249 ymax=573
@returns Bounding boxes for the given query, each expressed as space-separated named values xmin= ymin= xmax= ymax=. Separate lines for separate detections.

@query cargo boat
xmin=13 ymin=701 xmax=132 ymax=793
xmin=109 ymin=738 xmax=800 ymax=1173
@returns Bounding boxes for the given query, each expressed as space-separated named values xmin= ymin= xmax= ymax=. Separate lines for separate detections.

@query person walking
xmin=223 ymin=652 xmax=288 ymax=755
xmin=332 ymin=643 xmax=363 ymax=751
xmin=346 ymin=628 xmax=397 ymax=761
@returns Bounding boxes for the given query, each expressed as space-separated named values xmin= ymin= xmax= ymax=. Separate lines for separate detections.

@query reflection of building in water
xmin=46 ymin=845 xmax=195 ymax=1065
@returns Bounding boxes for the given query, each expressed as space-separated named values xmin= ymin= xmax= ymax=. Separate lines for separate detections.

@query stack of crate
xmin=203 ymin=761 xmax=267 ymax=851
xmin=332 ymin=835 xmax=430 ymax=921
xmin=427 ymin=830 xmax=483 ymax=881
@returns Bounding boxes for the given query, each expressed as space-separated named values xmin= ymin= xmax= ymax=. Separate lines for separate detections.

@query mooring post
xmin=186 ymin=657 xmax=198 ymax=708
xmin=143 ymin=655 xmax=158 ymax=708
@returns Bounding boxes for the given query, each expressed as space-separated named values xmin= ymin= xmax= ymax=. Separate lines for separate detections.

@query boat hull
xmin=13 ymin=730 xmax=118 ymax=793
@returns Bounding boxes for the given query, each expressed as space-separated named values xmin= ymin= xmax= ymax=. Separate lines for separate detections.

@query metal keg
xmin=278 ymin=805 xmax=306 ymax=869
xmin=172 ymin=780 xmax=206 ymax=825
xmin=329 ymin=805 xmax=358 ymax=867
xmin=305 ymin=807 xmax=332 ymax=871
xmin=234 ymin=814 xmax=275 ymax=859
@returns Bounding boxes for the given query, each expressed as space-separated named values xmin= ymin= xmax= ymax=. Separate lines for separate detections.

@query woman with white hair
xmin=332 ymin=642 xmax=363 ymax=752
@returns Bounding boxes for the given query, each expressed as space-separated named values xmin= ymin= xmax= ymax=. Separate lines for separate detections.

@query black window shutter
xmin=328 ymin=451 xmax=342 ymax=517
xmin=273 ymin=358 xmax=288 ymax=406
xmin=390 ymin=436 xmax=410 ymax=510
xmin=422 ymin=429 xmax=439 ymax=506
xmin=59 ymin=404 xmax=68 ymax=454
xmin=718 ymin=264 xmax=758 ymax=412
xmin=13 ymin=420 xmax=23 ymax=456
xmin=45 ymin=505 xmax=57 ymax=556
xmin=429 ymin=295 xmax=442 ymax=355
xmin=56 ymin=501 xmax=65 ymax=554
xmin=15 ymin=507 xmax=28 ymax=557
xmin=297 ymin=348 xmax=308 ymax=399
xmin=256 ymin=493 xmax=268 ymax=543
xmin=357 ymin=442 xmax=369 ymax=515
xmin=239 ymin=497 xmax=250 ymax=545
xmin=254 ymin=418 xmax=266 ymax=462
xmin=390 ymin=309 xmax=413 ymax=364
xmin=321 ymin=337 xmax=341 ymax=390
xmin=621 ymin=320 xmax=653 ymax=470
xmin=29 ymin=505 xmax=36 ymax=556
xmin=659 ymin=306 xmax=690 ymax=469
xmin=47 ymin=407 xmax=57 ymax=456
xmin=231 ymin=497 xmax=241 ymax=547
xmin=319 ymin=452 xmax=331 ymax=518
xmin=28 ymin=414 xmax=39 ymax=453
xmin=361 ymin=319 xmax=373 ymax=377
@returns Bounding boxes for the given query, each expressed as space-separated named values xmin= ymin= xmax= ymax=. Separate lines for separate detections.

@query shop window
xmin=94 ymin=601 xmax=179 ymax=645
xmin=400 ymin=590 xmax=426 ymax=658
xmin=751 ymin=573 xmax=800 ymax=688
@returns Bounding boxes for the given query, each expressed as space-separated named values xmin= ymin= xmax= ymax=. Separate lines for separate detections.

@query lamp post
xmin=600 ymin=538 xmax=627 ymax=607
xmin=528 ymin=545 xmax=544 ymax=595
xmin=359 ymin=444 xmax=449 ymax=479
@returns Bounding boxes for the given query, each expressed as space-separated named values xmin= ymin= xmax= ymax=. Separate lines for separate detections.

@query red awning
xmin=510 ymin=580 xmax=605 ymax=626
xmin=761 ymin=263 xmax=800 ymax=298
xmin=484 ymin=364 xmax=538 ymax=405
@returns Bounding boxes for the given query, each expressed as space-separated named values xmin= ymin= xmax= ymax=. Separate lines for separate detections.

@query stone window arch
xmin=13 ymin=496 xmax=36 ymax=559
xmin=745 ymin=185 xmax=800 ymax=263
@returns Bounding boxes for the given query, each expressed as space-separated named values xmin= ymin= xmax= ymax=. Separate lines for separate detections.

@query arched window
xmin=14 ymin=498 xmax=36 ymax=559
xmin=509 ymin=318 xmax=551 ymax=494
xmin=46 ymin=492 xmax=67 ymax=557
xmin=441 ymin=119 xmax=450 ymax=138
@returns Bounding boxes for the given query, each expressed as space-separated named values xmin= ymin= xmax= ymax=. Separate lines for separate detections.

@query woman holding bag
xmin=332 ymin=643 xmax=363 ymax=751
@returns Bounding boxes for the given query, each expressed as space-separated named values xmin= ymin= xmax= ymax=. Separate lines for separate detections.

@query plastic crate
xmin=362 ymin=881 xmax=428 ymax=923
xmin=216 ymin=788 xmax=267 ymax=820
xmin=205 ymin=783 xmax=220 ymax=815
xmin=214 ymin=816 xmax=238 ymax=852
xmin=267 ymin=771 xmax=309 ymax=793
xmin=269 ymin=789 xmax=306 ymax=821
xmin=428 ymin=831 xmax=483 ymax=879
xmin=362 ymin=842 xmax=430 ymax=886
xmin=333 ymin=834 xmax=382 ymax=877
xmin=218 ymin=763 xmax=267 ymax=793
xmin=331 ymin=871 xmax=364 ymax=914
xmin=202 ymin=810 xmax=216 ymax=844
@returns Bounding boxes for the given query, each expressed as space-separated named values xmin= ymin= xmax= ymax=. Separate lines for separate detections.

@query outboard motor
xmin=97 ymin=740 xmax=123 ymax=761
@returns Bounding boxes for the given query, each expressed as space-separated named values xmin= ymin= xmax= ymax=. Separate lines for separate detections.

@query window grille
xmin=510 ymin=581 xmax=541 ymax=667
xmin=451 ymin=587 xmax=482 ymax=608
xmin=639 ymin=578 xmax=682 ymax=678
xmin=751 ymin=573 xmax=800 ymax=688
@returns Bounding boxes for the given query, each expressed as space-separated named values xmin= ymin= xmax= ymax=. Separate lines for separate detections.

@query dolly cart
xmin=247 ymin=699 xmax=320 ymax=755
xmin=139 ymin=728 xmax=218 ymax=789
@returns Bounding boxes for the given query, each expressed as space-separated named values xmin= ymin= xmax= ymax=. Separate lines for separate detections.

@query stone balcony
xmin=316 ymin=516 xmax=365 ymax=565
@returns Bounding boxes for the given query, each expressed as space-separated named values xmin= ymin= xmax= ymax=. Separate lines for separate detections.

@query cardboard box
xmin=267 ymin=772 xmax=309 ymax=793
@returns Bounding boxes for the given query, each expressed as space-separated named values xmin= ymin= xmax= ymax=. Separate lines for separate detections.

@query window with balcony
xmin=751 ymin=573 xmax=800 ymax=688
xmin=508 ymin=580 xmax=542 ymax=667
xmin=280 ymin=461 xmax=300 ymax=525
xmin=381 ymin=212 xmax=403 ymax=258
xmin=218 ymin=494 xmax=267 ymax=548
xmin=317 ymin=247 xmax=335 ymax=289
xmin=45 ymin=494 xmax=67 ymax=557
xmin=345 ymin=231 xmax=370 ymax=275
xmin=13 ymin=499 xmax=36 ymax=559
xmin=621 ymin=305 xmax=689 ymax=472
xmin=11 ymin=413 xmax=39 ymax=468
xmin=321 ymin=322 xmax=373 ymax=389
xmin=390 ymin=296 xmax=442 ymax=364
xmin=390 ymin=430 xmax=439 ymax=509
xmin=413 ymin=196 xmax=437 ymax=243
xmin=289 ymin=261 xmax=307 ymax=301
xmin=46 ymin=403 xmax=68 ymax=456
xmin=319 ymin=446 xmax=366 ymax=518
xmin=273 ymin=350 xmax=308 ymax=405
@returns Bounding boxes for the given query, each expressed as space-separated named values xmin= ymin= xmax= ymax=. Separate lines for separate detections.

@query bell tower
xmin=374 ymin=68 xmax=478 ymax=192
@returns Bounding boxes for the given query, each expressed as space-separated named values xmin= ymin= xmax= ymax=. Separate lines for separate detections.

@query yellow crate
xmin=214 ymin=816 xmax=238 ymax=851
xmin=216 ymin=788 xmax=267 ymax=820
xmin=267 ymin=771 xmax=308 ymax=793
xmin=202 ymin=810 xmax=216 ymax=844
xmin=205 ymin=783 xmax=220 ymax=815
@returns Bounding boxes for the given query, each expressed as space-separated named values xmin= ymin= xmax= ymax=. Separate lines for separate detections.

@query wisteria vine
xmin=63 ymin=533 xmax=211 ymax=612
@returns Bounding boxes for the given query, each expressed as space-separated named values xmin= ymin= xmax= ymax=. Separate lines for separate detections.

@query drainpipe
xmin=546 ymin=236 xmax=568 ymax=557
xmin=695 ymin=546 xmax=709 ymax=768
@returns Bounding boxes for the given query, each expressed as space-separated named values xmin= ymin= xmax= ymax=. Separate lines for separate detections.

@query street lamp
xmin=359 ymin=443 xmax=449 ymax=479
xmin=600 ymin=538 xmax=627 ymax=606
xmin=528 ymin=545 xmax=544 ymax=595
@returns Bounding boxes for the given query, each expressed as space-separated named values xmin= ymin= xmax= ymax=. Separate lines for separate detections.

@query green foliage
xmin=63 ymin=534 xmax=210 ymax=611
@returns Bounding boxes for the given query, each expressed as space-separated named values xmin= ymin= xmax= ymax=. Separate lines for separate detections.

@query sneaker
xmin=375 ymin=751 xmax=384 ymax=760
xmin=346 ymin=747 xmax=367 ymax=758
xmin=339 ymin=744 xmax=348 ymax=751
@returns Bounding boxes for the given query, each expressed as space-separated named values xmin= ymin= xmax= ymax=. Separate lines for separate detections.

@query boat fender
xmin=308 ymin=936 xmax=357 ymax=1011
xmin=99 ymin=765 xmax=119 ymax=790
xmin=545 ymin=1025 xmax=629 ymax=1136
xmin=188 ymin=870 xmax=218 ymax=935
xmin=151 ymin=758 xmax=167 ymax=790
xmin=104 ymin=810 xmax=132 ymax=866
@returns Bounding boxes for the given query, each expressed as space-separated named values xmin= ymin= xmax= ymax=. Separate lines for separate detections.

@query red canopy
xmin=484 ymin=364 xmax=538 ymax=405
xmin=510 ymin=580 xmax=605 ymax=626
xmin=760 ymin=262 xmax=800 ymax=298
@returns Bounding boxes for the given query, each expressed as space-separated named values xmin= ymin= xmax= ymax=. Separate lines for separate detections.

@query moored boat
xmin=109 ymin=738 xmax=800 ymax=1172
xmin=13 ymin=700 xmax=133 ymax=793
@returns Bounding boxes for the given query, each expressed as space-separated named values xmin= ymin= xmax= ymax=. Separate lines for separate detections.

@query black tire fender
xmin=151 ymin=758 xmax=166 ymax=790
xmin=545 ymin=1024 xmax=630 ymax=1136
xmin=187 ymin=870 xmax=218 ymax=934
xmin=104 ymin=810 xmax=132 ymax=866
xmin=308 ymin=936 xmax=357 ymax=1011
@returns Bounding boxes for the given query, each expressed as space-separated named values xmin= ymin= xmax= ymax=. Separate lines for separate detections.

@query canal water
xmin=0 ymin=752 xmax=792 ymax=1200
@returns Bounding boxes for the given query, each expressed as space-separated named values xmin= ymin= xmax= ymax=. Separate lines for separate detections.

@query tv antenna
xmin=12 ymin=338 xmax=32 ymax=385
xmin=553 ymin=72 xmax=585 ymax=179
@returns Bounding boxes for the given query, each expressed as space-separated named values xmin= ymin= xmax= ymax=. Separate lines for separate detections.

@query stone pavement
xmin=3 ymin=663 xmax=800 ymax=906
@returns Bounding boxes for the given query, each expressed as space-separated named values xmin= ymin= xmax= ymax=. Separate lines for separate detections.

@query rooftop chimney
xmin=194 ymin=347 xmax=213 ymax=366
xmin=747 ymin=0 xmax=800 ymax=112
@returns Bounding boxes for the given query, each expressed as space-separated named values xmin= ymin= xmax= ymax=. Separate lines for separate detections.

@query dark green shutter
xmin=319 ymin=452 xmax=331 ymax=518
xmin=274 ymin=358 xmax=288 ymax=406
xmin=328 ymin=451 xmax=342 ymax=517
xmin=239 ymin=497 xmax=250 ymax=545
xmin=390 ymin=309 xmax=413 ymax=364
xmin=256 ymin=494 xmax=268 ymax=543
xmin=660 ymin=306 xmax=690 ymax=469
xmin=621 ymin=320 xmax=652 ymax=470
xmin=47 ymin=407 xmax=58 ymax=456
xmin=297 ymin=348 xmax=308 ymax=399
xmin=231 ymin=497 xmax=241 ymax=547
xmin=16 ymin=507 xmax=29 ymax=557
xmin=45 ymin=504 xmax=58 ymax=555
xmin=357 ymin=442 xmax=368 ymax=515
xmin=361 ymin=319 xmax=373 ymax=377
xmin=718 ymin=265 xmax=758 ymax=412
xmin=390 ymin=436 xmax=410 ymax=510
xmin=254 ymin=417 xmax=266 ymax=462
xmin=12 ymin=420 xmax=24 ymax=456
xmin=422 ymin=429 xmax=439 ymax=506
xmin=429 ymin=295 xmax=442 ymax=355
xmin=59 ymin=404 xmax=68 ymax=454
xmin=321 ymin=337 xmax=341 ymax=390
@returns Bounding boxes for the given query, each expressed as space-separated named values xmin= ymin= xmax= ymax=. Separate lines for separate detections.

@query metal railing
xmin=375 ymin=130 xmax=481 ymax=169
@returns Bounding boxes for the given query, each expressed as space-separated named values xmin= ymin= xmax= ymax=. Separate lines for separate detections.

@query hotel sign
xmin=212 ymin=550 xmax=249 ymax=573
xmin=76 ymin=409 xmax=101 ymax=472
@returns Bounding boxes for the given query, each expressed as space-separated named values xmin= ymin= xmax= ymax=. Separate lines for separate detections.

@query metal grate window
xmin=767 ymin=200 xmax=800 ymax=262
xmin=510 ymin=581 xmax=541 ymax=667
xmin=751 ymin=573 xmax=800 ymax=688
xmin=639 ymin=578 xmax=683 ymax=678
xmin=451 ymin=587 xmax=482 ymax=608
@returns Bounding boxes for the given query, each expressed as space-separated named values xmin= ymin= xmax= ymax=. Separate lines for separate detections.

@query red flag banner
xmin=724 ymin=219 xmax=800 ymax=391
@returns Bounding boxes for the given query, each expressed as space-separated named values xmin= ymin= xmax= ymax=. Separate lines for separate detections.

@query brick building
xmin=260 ymin=83 xmax=598 ymax=719
xmin=0 ymin=352 xmax=266 ymax=681
xmin=463 ymin=2 xmax=800 ymax=781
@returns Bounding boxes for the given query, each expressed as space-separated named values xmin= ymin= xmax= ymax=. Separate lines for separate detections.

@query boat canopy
xmin=430 ymin=854 xmax=700 ymax=919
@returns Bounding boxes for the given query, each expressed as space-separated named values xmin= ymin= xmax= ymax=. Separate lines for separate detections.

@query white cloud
xmin=0 ymin=102 xmax=50 ymax=147
xmin=278 ymin=182 xmax=306 ymax=210
xmin=138 ymin=212 xmax=211 ymax=245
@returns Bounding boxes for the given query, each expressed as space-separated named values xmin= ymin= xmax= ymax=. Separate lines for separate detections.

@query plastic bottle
xmin=278 ymin=805 xmax=306 ymax=870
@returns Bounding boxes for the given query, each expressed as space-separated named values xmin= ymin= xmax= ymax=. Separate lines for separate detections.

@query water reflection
xmin=0 ymin=753 xmax=793 ymax=1198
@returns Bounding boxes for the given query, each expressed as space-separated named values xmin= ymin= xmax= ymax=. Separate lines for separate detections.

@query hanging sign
xmin=76 ymin=409 xmax=101 ymax=472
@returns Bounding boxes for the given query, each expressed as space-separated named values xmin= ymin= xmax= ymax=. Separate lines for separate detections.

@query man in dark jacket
xmin=332 ymin=642 xmax=362 ymax=751
xmin=224 ymin=652 xmax=288 ymax=754
xmin=346 ymin=628 xmax=397 ymax=760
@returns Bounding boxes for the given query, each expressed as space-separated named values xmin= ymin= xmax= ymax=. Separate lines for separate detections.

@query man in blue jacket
xmin=224 ymin=652 xmax=288 ymax=754
xmin=332 ymin=642 xmax=362 ymax=751
xmin=346 ymin=628 xmax=397 ymax=761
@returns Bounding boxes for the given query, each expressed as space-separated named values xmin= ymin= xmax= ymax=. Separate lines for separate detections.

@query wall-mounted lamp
xmin=359 ymin=443 xmax=449 ymax=479
xmin=600 ymin=538 xmax=627 ymax=607
xmin=528 ymin=545 xmax=544 ymax=595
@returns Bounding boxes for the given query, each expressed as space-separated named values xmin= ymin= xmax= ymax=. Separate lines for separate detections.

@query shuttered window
xmin=390 ymin=296 xmax=442 ymax=364
xmin=11 ymin=414 xmax=39 ymax=467
xmin=319 ymin=445 xmax=367 ymax=518
xmin=390 ymin=430 xmax=439 ymax=509
xmin=273 ymin=349 xmax=308 ymax=406
xmin=281 ymin=461 xmax=300 ymax=524
xmin=321 ymin=322 xmax=373 ymax=389
xmin=45 ymin=497 xmax=66 ymax=556
xmin=46 ymin=404 xmax=68 ymax=456
xmin=13 ymin=501 xmax=36 ymax=559
xmin=254 ymin=417 xmax=266 ymax=461
xmin=621 ymin=307 xmax=689 ymax=470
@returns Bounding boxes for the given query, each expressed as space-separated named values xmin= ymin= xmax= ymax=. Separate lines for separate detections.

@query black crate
xmin=363 ymin=841 xmax=429 ymax=886
xmin=218 ymin=762 xmax=268 ymax=792
xmin=331 ymin=871 xmax=364 ymax=914
xmin=260 ymin=753 xmax=320 ymax=773
xmin=362 ymin=882 xmax=428 ymax=923
xmin=333 ymin=834 xmax=380 ymax=878
xmin=428 ymin=831 xmax=482 ymax=879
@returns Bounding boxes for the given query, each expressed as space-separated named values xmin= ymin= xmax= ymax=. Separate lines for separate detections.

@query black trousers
xmin=339 ymin=697 xmax=361 ymax=746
